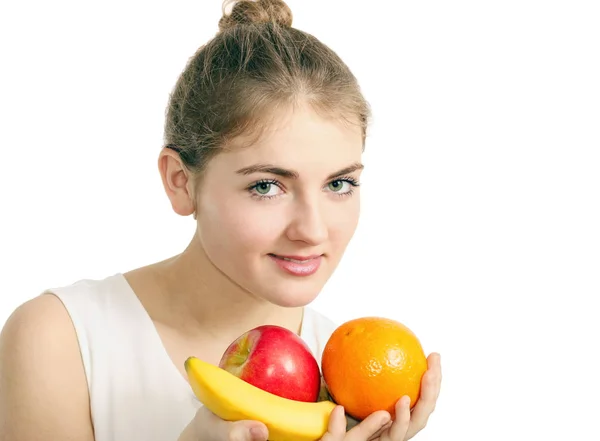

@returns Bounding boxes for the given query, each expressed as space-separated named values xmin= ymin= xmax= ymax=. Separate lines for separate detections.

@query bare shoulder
xmin=0 ymin=294 xmax=94 ymax=441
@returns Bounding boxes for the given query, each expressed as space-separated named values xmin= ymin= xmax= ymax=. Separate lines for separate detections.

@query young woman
xmin=0 ymin=1 xmax=441 ymax=440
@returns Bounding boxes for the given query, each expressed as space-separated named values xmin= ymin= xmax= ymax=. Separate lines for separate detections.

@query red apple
xmin=218 ymin=324 xmax=321 ymax=402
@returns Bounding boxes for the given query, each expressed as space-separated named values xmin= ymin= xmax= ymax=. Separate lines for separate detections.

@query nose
xmin=285 ymin=196 xmax=329 ymax=246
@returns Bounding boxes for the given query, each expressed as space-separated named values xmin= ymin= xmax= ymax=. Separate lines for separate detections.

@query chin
xmin=259 ymin=282 xmax=325 ymax=308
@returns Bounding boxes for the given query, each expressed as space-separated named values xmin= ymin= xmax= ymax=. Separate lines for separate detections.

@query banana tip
xmin=184 ymin=356 xmax=197 ymax=371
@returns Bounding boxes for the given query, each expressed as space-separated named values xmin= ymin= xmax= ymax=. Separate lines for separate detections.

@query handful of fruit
xmin=185 ymin=316 xmax=427 ymax=441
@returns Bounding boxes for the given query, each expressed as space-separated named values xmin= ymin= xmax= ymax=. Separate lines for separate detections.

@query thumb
xmin=196 ymin=406 xmax=268 ymax=441
xmin=228 ymin=420 xmax=269 ymax=441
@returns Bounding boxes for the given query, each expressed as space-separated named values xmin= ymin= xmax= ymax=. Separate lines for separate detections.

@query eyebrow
xmin=235 ymin=162 xmax=364 ymax=180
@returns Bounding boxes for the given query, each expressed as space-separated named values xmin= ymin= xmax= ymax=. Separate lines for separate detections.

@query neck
xmin=141 ymin=237 xmax=304 ymax=344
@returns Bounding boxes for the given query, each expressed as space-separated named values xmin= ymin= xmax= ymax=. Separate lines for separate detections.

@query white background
xmin=1 ymin=0 xmax=599 ymax=440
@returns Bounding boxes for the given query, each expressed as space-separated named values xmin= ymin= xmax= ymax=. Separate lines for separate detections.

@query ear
xmin=158 ymin=148 xmax=196 ymax=217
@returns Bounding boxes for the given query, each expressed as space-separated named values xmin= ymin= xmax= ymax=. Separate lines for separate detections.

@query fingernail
xmin=381 ymin=413 xmax=391 ymax=426
xmin=250 ymin=426 xmax=267 ymax=440
xmin=403 ymin=395 xmax=411 ymax=407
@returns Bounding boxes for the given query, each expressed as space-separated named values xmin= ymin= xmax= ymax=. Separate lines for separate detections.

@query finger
xmin=407 ymin=353 xmax=442 ymax=438
xmin=427 ymin=352 xmax=442 ymax=402
xmin=367 ymin=421 xmax=393 ymax=441
xmin=321 ymin=405 xmax=347 ymax=440
xmin=345 ymin=410 xmax=391 ymax=441
xmin=381 ymin=396 xmax=411 ymax=441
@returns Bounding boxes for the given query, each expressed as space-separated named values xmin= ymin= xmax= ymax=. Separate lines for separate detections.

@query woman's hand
xmin=179 ymin=405 xmax=269 ymax=441
xmin=321 ymin=352 xmax=442 ymax=441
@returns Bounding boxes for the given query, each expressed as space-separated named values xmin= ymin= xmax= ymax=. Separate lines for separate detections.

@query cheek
xmin=198 ymin=200 xmax=283 ymax=254
xmin=329 ymin=197 xmax=361 ymax=242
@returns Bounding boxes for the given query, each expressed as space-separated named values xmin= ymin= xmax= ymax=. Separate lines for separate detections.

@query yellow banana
xmin=184 ymin=356 xmax=337 ymax=441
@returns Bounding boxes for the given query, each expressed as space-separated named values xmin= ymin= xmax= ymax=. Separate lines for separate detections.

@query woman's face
xmin=194 ymin=105 xmax=364 ymax=307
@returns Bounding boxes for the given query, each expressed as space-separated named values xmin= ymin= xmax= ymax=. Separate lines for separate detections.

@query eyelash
xmin=247 ymin=176 xmax=361 ymax=200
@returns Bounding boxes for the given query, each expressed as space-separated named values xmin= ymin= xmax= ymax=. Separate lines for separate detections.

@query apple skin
xmin=218 ymin=324 xmax=321 ymax=402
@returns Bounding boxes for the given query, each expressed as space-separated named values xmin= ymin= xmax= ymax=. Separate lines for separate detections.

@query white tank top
xmin=43 ymin=273 xmax=338 ymax=441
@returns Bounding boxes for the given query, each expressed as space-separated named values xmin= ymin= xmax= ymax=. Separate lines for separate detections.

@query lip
xmin=270 ymin=254 xmax=322 ymax=261
xmin=268 ymin=253 xmax=323 ymax=276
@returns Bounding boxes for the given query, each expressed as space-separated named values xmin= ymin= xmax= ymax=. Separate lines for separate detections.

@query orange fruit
xmin=321 ymin=316 xmax=427 ymax=421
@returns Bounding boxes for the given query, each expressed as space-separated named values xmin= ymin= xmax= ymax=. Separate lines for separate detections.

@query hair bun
xmin=219 ymin=0 xmax=293 ymax=32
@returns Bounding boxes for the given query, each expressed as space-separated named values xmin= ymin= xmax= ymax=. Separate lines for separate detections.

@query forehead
xmin=214 ymin=106 xmax=364 ymax=174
